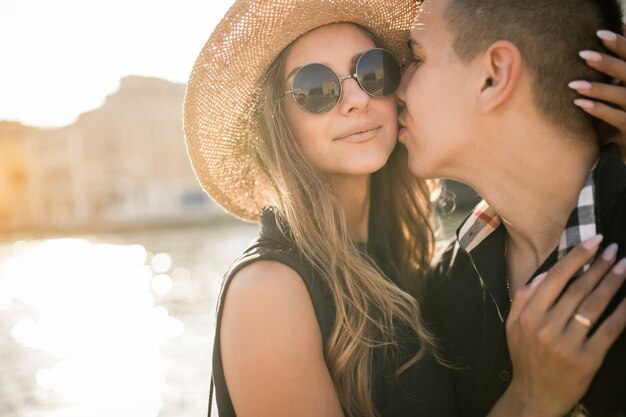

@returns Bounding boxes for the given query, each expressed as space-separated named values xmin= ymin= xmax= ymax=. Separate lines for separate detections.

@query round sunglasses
xmin=281 ymin=48 xmax=402 ymax=114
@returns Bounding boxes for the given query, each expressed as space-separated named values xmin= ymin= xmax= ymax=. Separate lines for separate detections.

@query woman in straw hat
xmin=185 ymin=2 xmax=450 ymax=415
xmin=183 ymin=0 xmax=626 ymax=416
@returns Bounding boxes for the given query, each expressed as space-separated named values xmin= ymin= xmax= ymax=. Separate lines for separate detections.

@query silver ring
xmin=573 ymin=313 xmax=593 ymax=329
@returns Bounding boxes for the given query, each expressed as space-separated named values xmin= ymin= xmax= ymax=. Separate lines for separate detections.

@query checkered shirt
xmin=457 ymin=167 xmax=597 ymax=272
xmin=558 ymin=172 xmax=597 ymax=270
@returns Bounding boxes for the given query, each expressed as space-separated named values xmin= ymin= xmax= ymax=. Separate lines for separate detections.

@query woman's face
xmin=282 ymin=23 xmax=398 ymax=179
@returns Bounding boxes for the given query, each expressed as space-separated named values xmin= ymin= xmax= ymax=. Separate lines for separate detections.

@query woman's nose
xmin=337 ymin=75 xmax=370 ymax=114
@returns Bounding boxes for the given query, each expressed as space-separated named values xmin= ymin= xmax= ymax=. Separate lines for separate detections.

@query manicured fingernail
xmin=568 ymin=80 xmax=592 ymax=90
xmin=583 ymin=234 xmax=604 ymax=250
xmin=597 ymin=30 xmax=618 ymax=42
xmin=602 ymin=243 xmax=619 ymax=261
xmin=613 ymin=258 xmax=626 ymax=275
xmin=531 ymin=272 xmax=548 ymax=288
xmin=579 ymin=50 xmax=603 ymax=62
xmin=574 ymin=99 xmax=595 ymax=110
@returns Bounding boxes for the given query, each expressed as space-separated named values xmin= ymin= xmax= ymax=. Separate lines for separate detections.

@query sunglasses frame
xmin=281 ymin=47 xmax=401 ymax=115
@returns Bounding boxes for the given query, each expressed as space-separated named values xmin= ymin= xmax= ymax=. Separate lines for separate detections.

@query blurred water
xmin=0 ymin=219 xmax=258 ymax=417
xmin=0 ymin=213 xmax=465 ymax=417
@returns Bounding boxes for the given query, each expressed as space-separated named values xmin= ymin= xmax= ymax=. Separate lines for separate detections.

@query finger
xmin=580 ymin=51 xmax=626 ymax=83
xmin=584 ymin=293 xmax=626 ymax=361
xmin=569 ymin=81 xmax=626 ymax=108
xmin=525 ymin=235 xmax=603 ymax=314
xmin=574 ymin=99 xmax=626 ymax=134
xmin=566 ymin=256 xmax=626 ymax=341
xmin=508 ymin=271 xmax=547 ymax=321
xmin=548 ymin=244 xmax=619 ymax=331
xmin=597 ymin=30 xmax=626 ymax=61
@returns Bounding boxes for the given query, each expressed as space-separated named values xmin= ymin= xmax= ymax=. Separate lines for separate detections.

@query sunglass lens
xmin=291 ymin=63 xmax=340 ymax=114
xmin=356 ymin=49 xmax=401 ymax=97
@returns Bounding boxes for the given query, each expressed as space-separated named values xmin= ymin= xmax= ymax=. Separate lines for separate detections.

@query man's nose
xmin=396 ymin=65 xmax=415 ymax=108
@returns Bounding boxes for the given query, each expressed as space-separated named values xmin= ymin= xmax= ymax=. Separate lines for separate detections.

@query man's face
xmin=397 ymin=0 xmax=478 ymax=179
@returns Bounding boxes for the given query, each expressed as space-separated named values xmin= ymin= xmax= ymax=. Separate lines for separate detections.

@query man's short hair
xmin=443 ymin=0 xmax=624 ymax=138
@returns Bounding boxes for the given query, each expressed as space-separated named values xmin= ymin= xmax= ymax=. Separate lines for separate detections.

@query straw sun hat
xmin=183 ymin=0 xmax=419 ymax=221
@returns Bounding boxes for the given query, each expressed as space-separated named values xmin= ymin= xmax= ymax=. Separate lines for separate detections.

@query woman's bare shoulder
xmin=219 ymin=260 xmax=343 ymax=416
xmin=222 ymin=259 xmax=316 ymax=317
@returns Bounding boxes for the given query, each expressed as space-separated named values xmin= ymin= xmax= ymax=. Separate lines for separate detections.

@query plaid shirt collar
xmin=457 ymin=166 xmax=597 ymax=269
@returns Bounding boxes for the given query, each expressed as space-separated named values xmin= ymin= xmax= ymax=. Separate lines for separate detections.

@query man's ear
xmin=477 ymin=40 xmax=522 ymax=113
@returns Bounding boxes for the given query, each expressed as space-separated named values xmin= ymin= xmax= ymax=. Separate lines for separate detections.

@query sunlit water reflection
xmin=1 ymin=214 xmax=464 ymax=417
xmin=0 ymin=220 xmax=258 ymax=417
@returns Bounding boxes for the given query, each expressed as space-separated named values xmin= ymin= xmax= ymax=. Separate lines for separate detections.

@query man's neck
xmin=455 ymin=124 xmax=599 ymax=292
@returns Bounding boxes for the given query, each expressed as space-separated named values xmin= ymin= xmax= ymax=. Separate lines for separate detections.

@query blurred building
xmin=0 ymin=122 xmax=33 ymax=232
xmin=1 ymin=76 xmax=220 ymax=233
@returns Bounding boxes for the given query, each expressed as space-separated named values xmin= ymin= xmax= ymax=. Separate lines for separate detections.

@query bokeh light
xmin=2 ymin=238 xmax=183 ymax=417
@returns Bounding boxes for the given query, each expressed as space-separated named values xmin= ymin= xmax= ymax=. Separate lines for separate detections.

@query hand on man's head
xmin=578 ymin=25 xmax=626 ymax=161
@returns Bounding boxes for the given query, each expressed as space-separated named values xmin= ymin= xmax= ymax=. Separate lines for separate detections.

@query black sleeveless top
xmin=212 ymin=208 xmax=458 ymax=417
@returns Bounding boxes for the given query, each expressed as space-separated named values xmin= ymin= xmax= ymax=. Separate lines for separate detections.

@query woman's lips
xmin=335 ymin=126 xmax=380 ymax=143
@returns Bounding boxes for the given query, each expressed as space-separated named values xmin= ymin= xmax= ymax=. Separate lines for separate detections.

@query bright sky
xmin=0 ymin=0 xmax=236 ymax=127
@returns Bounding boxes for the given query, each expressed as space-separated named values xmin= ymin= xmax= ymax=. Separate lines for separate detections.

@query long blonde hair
xmin=253 ymin=28 xmax=438 ymax=417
